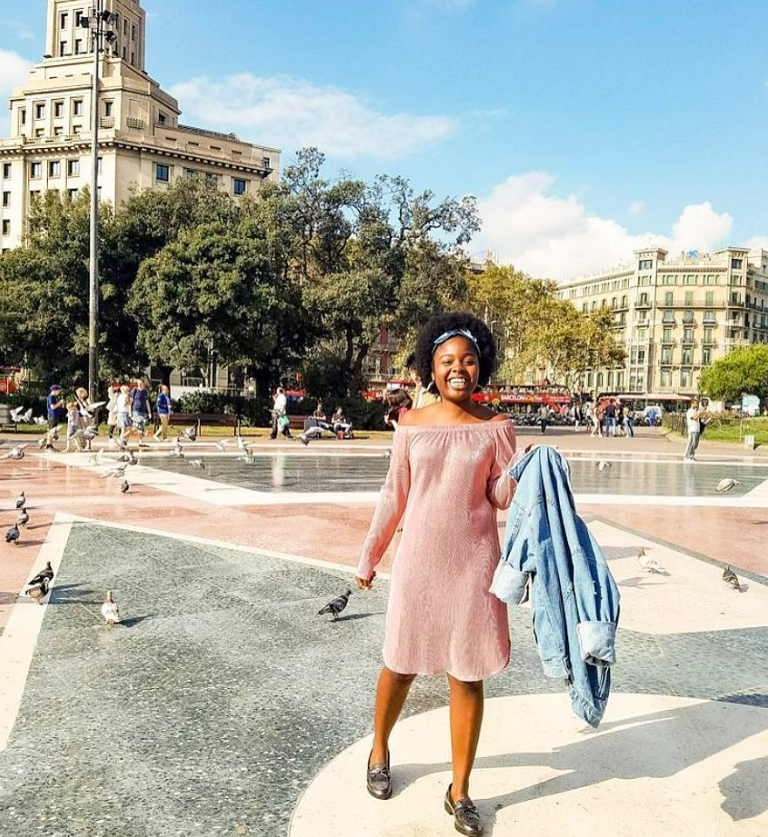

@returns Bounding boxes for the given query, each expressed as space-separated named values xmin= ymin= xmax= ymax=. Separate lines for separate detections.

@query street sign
xmin=741 ymin=394 xmax=761 ymax=417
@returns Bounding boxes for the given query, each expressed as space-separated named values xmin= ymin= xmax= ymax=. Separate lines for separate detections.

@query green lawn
xmin=667 ymin=416 xmax=768 ymax=447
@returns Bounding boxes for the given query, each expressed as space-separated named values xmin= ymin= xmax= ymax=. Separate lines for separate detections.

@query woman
xmin=75 ymin=387 xmax=94 ymax=451
xmin=116 ymin=385 xmax=132 ymax=441
xmin=106 ymin=385 xmax=120 ymax=440
xmin=383 ymin=388 xmax=412 ymax=430
xmin=356 ymin=312 xmax=516 ymax=837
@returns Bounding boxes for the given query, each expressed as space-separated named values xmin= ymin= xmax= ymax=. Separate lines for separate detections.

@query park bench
xmin=167 ymin=411 xmax=241 ymax=436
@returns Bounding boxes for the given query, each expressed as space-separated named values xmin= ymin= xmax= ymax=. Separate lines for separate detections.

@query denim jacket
xmin=490 ymin=446 xmax=620 ymax=727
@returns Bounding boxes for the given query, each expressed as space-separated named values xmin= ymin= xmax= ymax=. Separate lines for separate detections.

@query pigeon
xmin=722 ymin=566 xmax=741 ymax=592
xmin=10 ymin=406 xmax=33 ymax=424
xmin=118 ymin=451 xmax=139 ymax=465
xmin=181 ymin=426 xmax=197 ymax=442
xmin=120 ymin=480 xmax=130 ymax=494
xmin=318 ymin=589 xmax=352 ymax=621
xmin=383 ymin=449 xmax=392 ymax=460
xmin=26 ymin=577 xmax=50 ymax=605
xmin=6 ymin=524 xmax=20 ymax=544
xmin=4 ymin=444 xmax=28 ymax=461
xmin=637 ymin=547 xmax=666 ymax=574
xmin=215 ymin=440 xmax=229 ymax=452
xmin=109 ymin=436 xmax=129 ymax=451
xmin=189 ymin=458 xmax=205 ymax=470
xmin=716 ymin=478 xmax=740 ymax=493
xmin=299 ymin=434 xmax=310 ymax=446
xmin=596 ymin=460 xmax=612 ymax=471
xmin=33 ymin=416 xmax=48 ymax=426
xmin=28 ymin=561 xmax=54 ymax=588
xmin=87 ymin=449 xmax=105 ymax=466
xmin=101 ymin=590 xmax=121 ymax=625
xmin=236 ymin=436 xmax=249 ymax=451
xmin=15 ymin=491 xmax=26 ymax=509
xmin=38 ymin=436 xmax=48 ymax=450
xmin=100 ymin=464 xmax=128 ymax=479
xmin=17 ymin=508 xmax=29 ymax=527
xmin=170 ymin=440 xmax=185 ymax=458
xmin=238 ymin=450 xmax=256 ymax=464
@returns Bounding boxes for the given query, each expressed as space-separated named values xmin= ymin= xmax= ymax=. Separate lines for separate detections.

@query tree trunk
xmin=349 ymin=343 xmax=370 ymax=396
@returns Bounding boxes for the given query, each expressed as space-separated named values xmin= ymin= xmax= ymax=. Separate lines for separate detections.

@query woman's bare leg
xmin=447 ymin=674 xmax=484 ymax=800
xmin=370 ymin=667 xmax=416 ymax=764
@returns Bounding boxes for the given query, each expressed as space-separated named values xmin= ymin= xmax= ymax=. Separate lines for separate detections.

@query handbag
xmin=278 ymin=415 xmax=290 ymax=429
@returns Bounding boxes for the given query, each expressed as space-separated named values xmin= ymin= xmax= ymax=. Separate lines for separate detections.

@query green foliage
xmin=174 ymin=391 xmax=271 ymax=426
xmin=699 ymin=344 xmax=768 ymax=406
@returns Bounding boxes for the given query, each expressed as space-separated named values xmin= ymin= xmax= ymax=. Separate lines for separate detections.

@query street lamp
xmin=80 ymin=4 xmax=117 ymax=401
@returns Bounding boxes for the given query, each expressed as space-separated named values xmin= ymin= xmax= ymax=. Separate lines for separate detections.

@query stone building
xmin=556 ymin=247 xmax=768 ymax=395
xmin=0 ymin=0 xmax=279 ymax=253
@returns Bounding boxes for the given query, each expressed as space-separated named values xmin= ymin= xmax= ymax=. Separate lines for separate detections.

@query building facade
xmin=556 ymin=247 xmax=768 ymax=395
xmin=0 ymin=0 xmax=279 ymax=252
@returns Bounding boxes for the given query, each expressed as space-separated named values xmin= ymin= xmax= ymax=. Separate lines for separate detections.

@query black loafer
xmin=366 ymin=749 xmax=392 ymax=800
xmin=444 ymin=784 xmax=484 ymax=836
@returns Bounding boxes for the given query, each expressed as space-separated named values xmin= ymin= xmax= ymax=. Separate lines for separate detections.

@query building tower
xmin=0 ymin=0 xmax=280 ymax=251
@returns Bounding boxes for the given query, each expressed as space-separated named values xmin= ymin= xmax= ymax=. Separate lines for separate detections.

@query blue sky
xmin=3 ymin=0 xmax=768 ymax=278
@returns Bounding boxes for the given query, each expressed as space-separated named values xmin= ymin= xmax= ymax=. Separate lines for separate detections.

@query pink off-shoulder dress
xmin=356 ymin=420 xmax=517 ymax=682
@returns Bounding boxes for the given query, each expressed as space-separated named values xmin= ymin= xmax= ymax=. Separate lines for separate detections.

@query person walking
xmin=45 ymin=384 xmax=66 ymax=449
xmin=684 ymin=399 xmax=703 ymax=462
xmin=155 ymin=385 xmax=172 ymax=441
xmin=538 ymin=403 xmax=549 ymax=434
xmin=270 ymin=387 xmax=292 ymax=439
xmin=604 ymin=399 xmax=617 ymax=437
xmin=357 ymin=313 xmax=517 ymax=837
xmin=130 ymin=379 xmax=152 ymax=445
xmin=106 ymin=385 xmax=120 ymax=440
xmin=117 ymin=385 xmax=132 ymax=442
xmin=623 ymin=406 xmax=634 ymax=438
xmin=64 ymin=399 xmax=80 ymax=453
xmin=75 ymin=387 xmax=94 ymax=450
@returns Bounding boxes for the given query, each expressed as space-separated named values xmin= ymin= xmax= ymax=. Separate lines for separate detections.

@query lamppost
xmin=80 ymin=3 xmax=117 ymax=401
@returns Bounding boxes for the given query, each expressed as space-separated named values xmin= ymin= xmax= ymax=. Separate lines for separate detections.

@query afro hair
xmin=413 ymin=312 xmax=496 ymax=390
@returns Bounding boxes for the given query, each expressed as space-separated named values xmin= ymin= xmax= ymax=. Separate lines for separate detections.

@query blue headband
xmin=432 ymin=328 xmax=480 ymax=355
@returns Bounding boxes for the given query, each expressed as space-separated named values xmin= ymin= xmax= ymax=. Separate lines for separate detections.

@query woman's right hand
xmin=356 ymin=572 xmax=375 ymax=591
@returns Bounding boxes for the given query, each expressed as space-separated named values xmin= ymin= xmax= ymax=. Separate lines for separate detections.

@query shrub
xmin=174 ymin=391 xmax=271 ymax=427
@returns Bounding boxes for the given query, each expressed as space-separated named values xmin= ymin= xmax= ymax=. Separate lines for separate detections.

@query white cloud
xmin=744 ymin=236 xmax=768 ymax=251
xmin=169 ymin=73 xmax=458 ymax=159
xmin=629 ymin=200 xmax=644 ymax=215
xmin=475 ymin=172 xmax=735 ymax=280
xmin=0 ymin=49 xmax=32 ymax=134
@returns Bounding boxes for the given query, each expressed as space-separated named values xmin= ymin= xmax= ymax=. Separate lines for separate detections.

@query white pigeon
xmin=37 ymin=436 xmax=48 ymax=450
xmin=716 ymin=478 xmax=740 ymax=493
xmin=239 ymin=450 xmax=256 ymax=464
xmin=10 ymin=406 xmax=33 ymax=423
xmin=236 ymin=436 xmax=249 ymax=451
xmin=109 ymin=436 xmax=129 ymax=451
xmin=189 ymin=458 xmax=205 ymax=470
xmin=33 ymin=416 xmax=47 ymax=426
xmin=171 ymin=441 xmax=185 ymax=458
xmin=215 ymin=440 xmax=229 ymax=452
xmin=637 ymin=547 xmax=666 ymax=574
xmin=596 ymin=460 xmax=612 ymax=471
xmin=181 ymin=426 xmax=197 ymax=442
xmin=5 ymin=444 xmax=28 ymax=461
xmin=101 ymin=590 xmax=121 ymax=625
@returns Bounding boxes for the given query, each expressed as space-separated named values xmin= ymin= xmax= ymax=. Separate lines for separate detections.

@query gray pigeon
xmin=318 ymin=589 xmax=352 ymax=621
xmin=27 ymin=576 xmax=50 ymax=605
xmin=5 ymin=444 xmax=28 ymax=461
xmin=189 ymin=458 xmax=205 ymax=470
xmin=716 ymin=478 xmax=740 ymax=493
xmin=120 ymin=480 xmax=130 ymax=494
xmin=181 ymin=426 xmax=197 ymax=442
xmin=28 ymin=561 xmax=53 ymax=588
xmin=6 ymin=524 xmax=20 ymax=544
xmin=15 ymin=491 xmax=26 ymax=509
xmin=17 ymin=508 xmax=29 ymax=527
xmin=722 ymin=566 xmax=741 ymax=592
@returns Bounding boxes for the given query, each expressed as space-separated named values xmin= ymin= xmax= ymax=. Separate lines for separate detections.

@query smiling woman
xmin=356 ymin=312 xmax=516 ymax=836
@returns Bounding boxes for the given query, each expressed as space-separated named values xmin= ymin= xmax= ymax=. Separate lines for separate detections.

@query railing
xmin=722 ymin=339 xmax=750 ymax=349
xmin=126 ymin=116 xmax=145 ymax=130
xmin=100 ymin=117 xmax=115 ymax=128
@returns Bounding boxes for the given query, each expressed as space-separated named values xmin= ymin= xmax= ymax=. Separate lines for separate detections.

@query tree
xmin=700 ymin=345 xmax=768 ymax=408
xmin=128 ymin=218 xmax=315 ymax=394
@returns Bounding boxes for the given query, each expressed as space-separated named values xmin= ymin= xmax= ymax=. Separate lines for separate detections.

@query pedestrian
xmin=45 ymin=383 xmax=66 ymax=449
xmin=356 ymin=312 xmax=516 ymax=836
xmin=106 ymin=385 xmax=120 ymax=440
xmin=130 ymin=379 xmax=152 ymax=444
xmin=406 ymin=352 xmax=440 ymax=409
xmin=384 ymin=388 xmax=412 ymax=430
xmin=64 ymin=399 xmax=80 ymax=453
xmin=117 ymin=384 xmax=132 ymax=441
xmin=604 ymin=399 xmax=617 ymax=437
xmin=75 ymin=387 xmax=94 ymax=450
xmin=155 ymin=384 xmax=172 ymax=441
xmin=684 ymin=399 xmax=703 ymax=462
xmin=624 ymin=406 xmax=634 ymax=438
xmin=538 ymin=403 xmax=549 ymax=434
xmin=270 ymin=387 xmax=292 ymax=439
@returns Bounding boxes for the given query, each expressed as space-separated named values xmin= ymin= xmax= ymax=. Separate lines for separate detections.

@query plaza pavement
xmin=0 ymin=427 xmax=766 ymax=836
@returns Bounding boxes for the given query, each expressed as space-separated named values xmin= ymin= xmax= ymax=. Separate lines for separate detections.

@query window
xmin=586 ymin=372 xmax=593 ymax=387
xmin=684 ymin=291 xmax=693 ymax=305
xmin=262 ymin=156 xmax=271 ymax=169
xmin=73 ymin=99 xmax=83 ymax=116
xmin=639 ymin=259 xmax=652 ymax=270
xmin=60 ymin=41 xmax=68 ymax=57
xmin=30 ymin=162 xmax=42 ymax=178
xmin=581 ymin=303 xmax=587 ymax=314
xmin=703 ymin=309 xmax=715 ymax=324
xmin=661 ymin=347 xmax=672 ymax=364
xmin=122 ymin=46 xmax=127 ymax=59
xmin=35 ymin=103 xmax=45 ymax=120
xmin=621 ymin=295 xmax=628 ymax=308
xmin=683 ymin=327 xmax=694 ymax=343
xmin=75 ymin=39 xmax=83 ymax=55
xmin=29 ymin=190 xmax=40 ymax=203
xmin=54 ymin=101 xmax=64 ymax=118
xmin=131 ymin=51 xmax=136 ymax=65
xmin=705 ymin=291 xmax=714 ymax=305
xmin=610 ymin=297 xmax=617 ymax=309
xmin=104 ymin=101 xmax=113 ymax=117
xmin=132 ymin=24 xmax=138 ymax=41
xmin=67 ymin=188 xmax=79 ymax=201
xmin=662 ymin=309 xmax=674 ymax=323
xmin=35 ymin=128 xmax=45 ymax=138
xmin=19 ymin=109 xmax=26 ymax=126
xmin=660 ymin=369 xmax=671 ymax=387
xmin=75 ymin=10 xmax=85 ymax=27
xmin=683 ymin=309 xmax=694 ymax=323
xmin=662 ymin=327 xmax=672 ymax=342
xmin=1 ymin=220 xmax=9 ymax=236
xmin=664 ymin=291 xmax=674 ymax=305
xmin=706 ymin=274 xmax=719 ymax=285
xmin=49 ymin=161 xmax=61 ymax=177
xmin=680 ymin=369 xmax=691 ymax=387
xmin=155 ymin=163 xmax=170 ymax=182
xmin=638 ymin=292 xmax=650 ymax=306
xmin=729 ymin=274 xmax=742 ymax=285
xmin=72 ymin=125 xmax=81 ymax=135
xmin=591 ymin=301 xmax=597 ymax=312
xmin=703 ymin=328 xmax=714 ymax=343
xmin=184 ymin=168 xmax=199 ymax=179
xmin=596 ymin=372 xmax=604 ymax=388
xmin=157 ymin=112 xmax=167 ymax=126
xmin=124 ymin=19 xmax=129 ymax=36
xmin=684 ymin=274 xmax=696 ymax=285
xmin=702 ymin=347 xmax=712 ymax=365
xmin=2 ymin=163 xmax=10 ymax=178
xmin=2 ymin=192 xmax=9 ymax=207
xmin=233 ymin=178 xmax=247 ymax=195
xmin=60 ymin=12 xmax=69 ymax=29
xmin=732 ymin=258 xmax=743 ymax=269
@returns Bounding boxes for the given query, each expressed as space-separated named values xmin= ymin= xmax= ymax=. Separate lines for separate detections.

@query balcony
xmin=635 ymin=300 xmax=652 ymax=309
xmin=723 ymin=338 xmax=750 ymax=349
xmin=100 ymin=117 xmax=115 ymax=129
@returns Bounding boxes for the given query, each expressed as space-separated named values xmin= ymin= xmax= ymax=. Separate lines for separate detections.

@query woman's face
xmin=431 ymin=336 xmax=480 ymax=405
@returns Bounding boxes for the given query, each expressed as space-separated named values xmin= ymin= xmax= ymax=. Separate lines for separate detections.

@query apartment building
xmin=556 ymin=247 xmax=768 ymax=395
xmin=0 ymin=0 xmax=279 ymax=252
